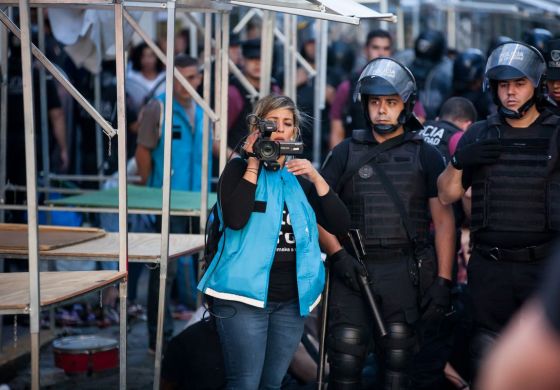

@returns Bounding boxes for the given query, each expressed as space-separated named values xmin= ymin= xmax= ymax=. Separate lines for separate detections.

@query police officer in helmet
xmin=438 ymin=41 xmax=560 ymax=380
xmin=544 ymin=38 xmax=560 ymax=116
xmin=321 ymin=57 xmax=456 ymax=389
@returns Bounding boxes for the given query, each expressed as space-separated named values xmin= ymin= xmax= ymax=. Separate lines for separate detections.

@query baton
xmin=317 ymin=263 xmax=329 ymax=389
xmin=347 ymin=229 xmax=388 ymax=338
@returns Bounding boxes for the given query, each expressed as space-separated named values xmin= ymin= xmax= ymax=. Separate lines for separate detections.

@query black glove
xmin=421 ymin=276 xmax=452 ymax=319
xmin=329 ymin=248 xmax=366 ymax=292
xmin=451 ymin=139 xmax=503 ymax=170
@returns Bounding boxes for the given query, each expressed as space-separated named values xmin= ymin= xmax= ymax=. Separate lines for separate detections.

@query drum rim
xmin=52 ymin=335 xmax=119 ymax=354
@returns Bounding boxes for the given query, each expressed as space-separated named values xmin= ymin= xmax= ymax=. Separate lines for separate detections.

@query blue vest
xmin=197 ymin=165 xmax=325 ymax=316
xmin=149 ymin=93 xmax=211 ymax=190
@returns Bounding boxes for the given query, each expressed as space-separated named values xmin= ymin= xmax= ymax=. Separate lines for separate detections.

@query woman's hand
xmin=286 ymin=159 xmax=329 ymax=196
xmin=243 ymin=131 xmax=260 ymax=155
xmin=242 ymin=131 xmax=260 ymax=183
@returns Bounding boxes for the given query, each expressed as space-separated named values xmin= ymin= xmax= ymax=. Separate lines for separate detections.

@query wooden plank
xmin=0 ymin=223 xmax=106 ymax=251
xmin=0 ymin=271 xmax=127 ymax=311
xmin=1 ymin=233 xmax=205 ymax=261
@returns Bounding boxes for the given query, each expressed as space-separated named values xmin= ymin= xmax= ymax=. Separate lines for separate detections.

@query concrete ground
xmin=0 ymin=268 xmax=189 ymax=390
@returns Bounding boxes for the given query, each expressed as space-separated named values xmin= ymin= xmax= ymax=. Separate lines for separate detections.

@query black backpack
xmin=202 ymin=203 xmax=223 ymax=272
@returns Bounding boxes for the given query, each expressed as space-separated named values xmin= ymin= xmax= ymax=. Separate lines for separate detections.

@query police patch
xmin=358 ymin=164 xmax=374 ymax=179
xmin=551 ymin=50 xmax=560 ymax=62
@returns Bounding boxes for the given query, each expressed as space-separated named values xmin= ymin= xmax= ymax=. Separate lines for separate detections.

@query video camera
xmin=247 ymin=115 xmax=304 ymax=163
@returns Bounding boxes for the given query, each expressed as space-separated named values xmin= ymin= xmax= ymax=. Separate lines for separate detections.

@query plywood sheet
xmin=41 ymin=233 xmax=205 ymax=261
xmin=0 ymin=271 xmax=127 ymax=311
xmin=0 ymin=233 xmax=204 ymax=262
xmin=0 ymin=224 xmax=106 ymax=251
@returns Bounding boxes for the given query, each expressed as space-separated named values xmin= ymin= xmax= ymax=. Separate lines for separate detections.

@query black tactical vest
xmin=418 ymin=120 xmax=460 ymax=163
xmin=343 ymin=132 xmax=431 ymax=249
xmin=342 ymin=73 xmax=367 ymax=138
xmin=470 ymin=113 xmax=560 ymax=233
xmin=228 ymin=77 xmax=257 ymax=151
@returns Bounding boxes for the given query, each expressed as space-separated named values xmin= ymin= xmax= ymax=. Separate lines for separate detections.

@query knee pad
xmin=383 ymin=323 xmax=417 ymax=371
xmin=327 ymin=325 xmax=369 ymax=387
xmin=470 ymin=328 xmax=498 ymax=376
xmin=382 ymin=323 xmax=417 ymax=390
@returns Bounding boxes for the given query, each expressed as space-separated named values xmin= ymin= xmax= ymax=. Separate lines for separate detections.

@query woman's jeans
xmin=212 ymin=298 xmax=305 ymax=389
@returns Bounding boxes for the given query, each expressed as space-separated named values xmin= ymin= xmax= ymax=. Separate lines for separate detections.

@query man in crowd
xmin=328 ymin=29 xmax=393 ymax=149
xmin=410 ymin=30 xmax=453 ymax=120
xmin=452 ymin=48 xmax=494 ymax=120
xmin=135 ymin=54 xmax=211 ymax=351
xmin=545 ymin=39 xmax=560 ymax=116
xmin=437 ymin=41 xmax=560 ymax=379
xmin=321 ymin=57 xmax=455 ymax=389
xmin=419 ymin=96 xmax=477 ymax=163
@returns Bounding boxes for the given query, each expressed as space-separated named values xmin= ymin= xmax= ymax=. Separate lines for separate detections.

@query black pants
xmin=467 ymin=247 xmax=544 ymax=380
xmin=327 ymin=250 xmax=420 ymax=388
xmin=467 ymin=248 xmax=543 ymax=333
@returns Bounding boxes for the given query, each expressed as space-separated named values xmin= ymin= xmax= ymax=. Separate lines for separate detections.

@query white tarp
xmin=48 ymin=9 xmax=142 ymax=74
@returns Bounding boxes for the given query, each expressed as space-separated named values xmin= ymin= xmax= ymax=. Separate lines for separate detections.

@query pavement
xmin=0 ymin=269 xmax=190 ymax=390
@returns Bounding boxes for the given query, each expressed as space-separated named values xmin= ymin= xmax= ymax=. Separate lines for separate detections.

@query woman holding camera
xmin=198 ymin=95 xmax=350 ymax=389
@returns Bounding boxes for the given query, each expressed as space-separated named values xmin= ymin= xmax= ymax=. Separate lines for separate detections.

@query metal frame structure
xmin=0 ymin=1 xmax=129 ymax=388
xmin=0 ymin=1 xmax=396 ymax=389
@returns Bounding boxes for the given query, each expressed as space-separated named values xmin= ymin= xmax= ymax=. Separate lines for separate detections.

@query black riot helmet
xmin=354 ymin=57 xmax=422 ymax=134
xmin=414 ymin=30 xmax=446 ymax=62
xmin=484 ymin=41 xmax=546 ymax=119
xmin=453 ymin=48 xmax=486 ymax=92
xmin=522 ymin=28 xmax=553 ymax=54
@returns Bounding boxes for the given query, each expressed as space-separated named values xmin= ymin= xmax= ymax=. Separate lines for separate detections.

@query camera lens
xmin=260 ymin=142 xmax=276 ymax=159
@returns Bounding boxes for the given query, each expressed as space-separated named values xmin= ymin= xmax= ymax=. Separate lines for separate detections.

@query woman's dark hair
xmin=130 ymin=42 xmax=163 ymax=73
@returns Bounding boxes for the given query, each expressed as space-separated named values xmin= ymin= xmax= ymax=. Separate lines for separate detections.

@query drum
xmin=53 ymin=335 xmax=119 ymax=375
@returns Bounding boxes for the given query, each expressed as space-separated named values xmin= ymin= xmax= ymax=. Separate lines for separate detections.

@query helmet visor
xmin=354 ymin=58 xmax=416 ymax=103
xmin=484 ymin=42 xmax=545 ymax=90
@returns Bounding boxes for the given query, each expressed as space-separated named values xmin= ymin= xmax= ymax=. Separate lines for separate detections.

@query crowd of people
xmin=4 ymin=9 xmax=560 ymax=389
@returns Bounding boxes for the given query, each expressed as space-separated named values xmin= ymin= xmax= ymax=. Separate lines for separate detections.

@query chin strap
xmin=372 ymin=109 xmax=410 ymax=135
xmin=499 ymin=96 xmax=536 ymax=119
xmin=373 ymin=123 xmax=400 ymax=135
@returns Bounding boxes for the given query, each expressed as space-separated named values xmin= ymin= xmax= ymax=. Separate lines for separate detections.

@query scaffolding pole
xmin=18 ymin=0 xmax=41 ymax=388
xmin=114 ymin=1 xmax=129 ymax=388
xmin=313 ymin=18 xmax=327 ymax=166
xmin=259 ymin=10 xmax=274 ymax=98
xmin=199 ymin=12 xmax=211 ymax=234
xmin=154 ymin=1 xmax=176 ymax=388
xmin=0 ymin=5 xmax=9 ymax=355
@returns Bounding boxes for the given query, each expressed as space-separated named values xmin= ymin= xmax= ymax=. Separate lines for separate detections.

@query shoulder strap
xmin=369 ymin=160 xmax=418 ymax=244
xmin=335 ymin=134 xmax=407 ymax=193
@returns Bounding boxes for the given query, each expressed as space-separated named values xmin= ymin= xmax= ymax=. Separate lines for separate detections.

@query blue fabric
xmin=149 ymin=94 xmax=211 ymax=191
xmin=212 ymin=298 xmax=305 ymax=389
xmin=198 ymin=164 xmax=324 ymax=316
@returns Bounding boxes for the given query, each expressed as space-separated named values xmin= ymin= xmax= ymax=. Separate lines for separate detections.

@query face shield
xmin=353 ymin=57 xmax=416 ymax=103
xmin=483 ymin=42 xmax=545 ymax=91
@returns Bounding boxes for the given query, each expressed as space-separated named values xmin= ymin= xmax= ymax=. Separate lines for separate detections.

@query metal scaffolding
xmin=0 ymin=1 xmax=396 ymax=389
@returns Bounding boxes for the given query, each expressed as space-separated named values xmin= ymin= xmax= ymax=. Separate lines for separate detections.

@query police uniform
xmin=321 ymin=57 xmax=450 ymax=390
xmin=456 ymin=109 xmax=560 ymax=352
xmin=544 ymin=39 xmax=560 ymax=116
xmin=418 ymin=119 xmax=461 ymax=163
xmin=450 ymin=41 xmax=560 ymax=372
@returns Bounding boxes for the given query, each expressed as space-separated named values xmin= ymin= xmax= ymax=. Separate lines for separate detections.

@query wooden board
xmin=0 ymin=223 xmax=106 ymax=252
xmin=2 ymin=233 xmax=205 ymax=262
xmin=0 ymin=271 xmax=127 ymax=311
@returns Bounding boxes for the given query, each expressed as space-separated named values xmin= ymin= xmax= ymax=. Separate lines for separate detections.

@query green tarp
xmin=49 ymin=185 xmax=217 ymax=212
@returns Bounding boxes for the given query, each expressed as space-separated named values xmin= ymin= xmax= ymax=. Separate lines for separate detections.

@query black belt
xmin=474 ymin=242 xmax=552 ymax=263
xmin=365 ymin=247 xmax=412 ymax=262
